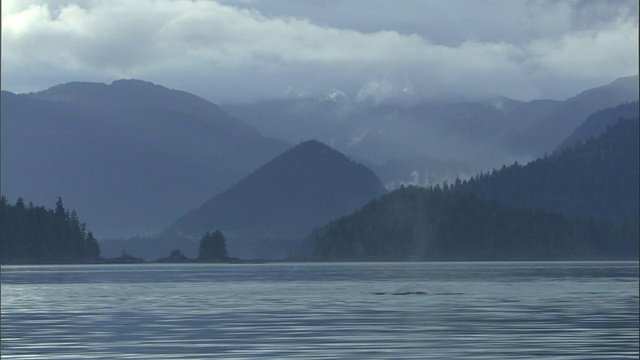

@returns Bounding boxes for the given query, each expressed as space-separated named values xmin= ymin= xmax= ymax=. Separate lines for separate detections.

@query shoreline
xmin=2 ymin=256 xmax=638 ymax=266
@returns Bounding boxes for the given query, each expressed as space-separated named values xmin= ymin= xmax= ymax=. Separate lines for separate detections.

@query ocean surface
xmin=1 ymin=262 xmax=638 ymax=359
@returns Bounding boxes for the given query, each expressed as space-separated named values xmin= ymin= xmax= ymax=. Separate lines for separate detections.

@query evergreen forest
xmin=455 ymin=117 xmax=639 ymax=222
xmin=0 ymin=197 xmax=100 ymax=263
xmin=310 ymin=116 xmax=639 ymax=261
xmin=310 ymin=186 xmax=638 ymax=260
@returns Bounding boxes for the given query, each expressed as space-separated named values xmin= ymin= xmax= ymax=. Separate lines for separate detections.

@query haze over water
xmin=1 ymin=262 xmax=638 ymax=359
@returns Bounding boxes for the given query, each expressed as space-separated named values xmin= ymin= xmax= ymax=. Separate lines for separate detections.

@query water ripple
xmin=1 ymin=262 xmax=638 ymax=359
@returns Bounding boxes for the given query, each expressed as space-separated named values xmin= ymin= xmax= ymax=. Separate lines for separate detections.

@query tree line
xmin=310 ymin=185 xmax=638 ymax=260
xmin=0 ymin=196 xmax=230 ymax=264
xmin=453 ymin=117 xmax=639 ymax=222
xmin=1 ymin=197 xmax=100 ymax=263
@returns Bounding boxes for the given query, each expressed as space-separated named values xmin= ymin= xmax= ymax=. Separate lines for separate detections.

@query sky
xmin=2 ymin=0 xmax=638 ymax=104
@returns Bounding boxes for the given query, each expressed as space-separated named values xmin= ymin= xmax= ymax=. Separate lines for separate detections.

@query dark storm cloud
xmin=2 ymin=0 xmax=637 ymax=103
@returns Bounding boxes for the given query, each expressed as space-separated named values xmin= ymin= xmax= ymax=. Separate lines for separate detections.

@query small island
xmin=153 ymin=231 xmax=247 ymax=264
xmin=103 ymin=249 xmax=145 ymax=264
xmin=152 ymin=231 xmax=230 ymax=263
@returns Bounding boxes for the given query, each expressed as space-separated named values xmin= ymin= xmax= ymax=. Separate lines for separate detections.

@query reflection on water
xmin=1 ymin=262 xmax=638 ymax=359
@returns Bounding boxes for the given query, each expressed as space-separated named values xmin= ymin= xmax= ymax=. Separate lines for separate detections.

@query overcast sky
xmin=2 ymin=0 xmax=638 ymax=104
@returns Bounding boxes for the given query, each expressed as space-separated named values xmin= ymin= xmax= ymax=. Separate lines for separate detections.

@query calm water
xmin=1 ymin=262 xmax=638 ymax=359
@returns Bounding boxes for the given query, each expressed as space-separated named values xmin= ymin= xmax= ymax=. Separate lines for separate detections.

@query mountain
xmin=28 ymin=80 xmax=248 ymax=130
xmin=170 ymin=139 xmax=386 ymax=235
xmin=223 ymin=76 xmax=638 ymax=188
xmin=1 ymin=80 xmax=288 ymax=238
xmin=557 ymin=101 xmax=638 ymax=151
xmin=103 ymin=140 xmax=386 ymax=260
xmin=508 ymin=75 xmax=639 ymax=156
xmin=170 ymin=140 xmax=386 ymax=259
xmin=309 ymin=186 xmax=637 ymax=261
xmin=456 ymin=116 xmax=639 ymax=222
xmin=308 ymin=115 xmax=639 ymax=261
xmin=223 ymin=96 xmax=556 ymax=187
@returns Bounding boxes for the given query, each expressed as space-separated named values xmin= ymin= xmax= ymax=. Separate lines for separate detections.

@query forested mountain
xmin=456 ymin=117 xmax=639 ymax=222
xmin=223 ymin=76 xmax=637 ymax=188
xmin=557 ymin=101 xmax=638 ymax=151
xmin=309 ymin=186 xmax=637 ymax=260
xmin=1 ymin=80 xmax=288 ymax=238
xmin=0 ymin=197 xmax=100 ymax=263
xmin=102 ymin=140 xmax=386 ymax=260
xmin=308 ymin=115 xmax=639 ymax=261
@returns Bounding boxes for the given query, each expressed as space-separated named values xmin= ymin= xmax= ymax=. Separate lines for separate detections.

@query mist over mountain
xmin=306 ymin=113 xmax=639 ymax=261
xmin=223 ymin=95 xmax=546 ymax=187
xmin=1 ymin=80 xmax=288 ymax=238
xmin=223 ymin=76 xmax=637 ymax=188
xmin=281 ymin=86 xmax=636 ymax=299
xmin=372 ymin=157 xmax=473 ymax=189
xmin=3 ymin=76 xmax=636 ymax=258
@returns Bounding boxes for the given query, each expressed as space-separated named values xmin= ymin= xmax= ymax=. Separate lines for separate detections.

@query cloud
xmin=526 ymin=19 xmax=638 ymax=78
xmin=2 ymin=0 xmax=638 ymax=103
xmin=322 ymin=89 xmax=347 ymax=102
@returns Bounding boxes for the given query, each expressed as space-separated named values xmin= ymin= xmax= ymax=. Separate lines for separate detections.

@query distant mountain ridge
xmin=508 ymin=75 xmax=639 ymax=156
xmin=224 ymin=76 xmax=638 ymax=187
xmin=4 ymin=76 xmax=637 ymax=255
xmin=29 ymin=80 xmax=248 ymax=130
xmin=2 ymin=80 xmax=288 ymax=238
xmin=557 ymin=101 xmax=638 ymax=151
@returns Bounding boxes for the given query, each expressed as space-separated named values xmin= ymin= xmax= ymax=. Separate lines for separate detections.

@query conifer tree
xmin=198 ymin=231 xmax=229 ymax=260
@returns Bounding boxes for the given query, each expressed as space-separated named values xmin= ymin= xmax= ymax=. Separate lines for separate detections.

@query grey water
xmin=1 ymin=262 xmax=638 ymax=359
